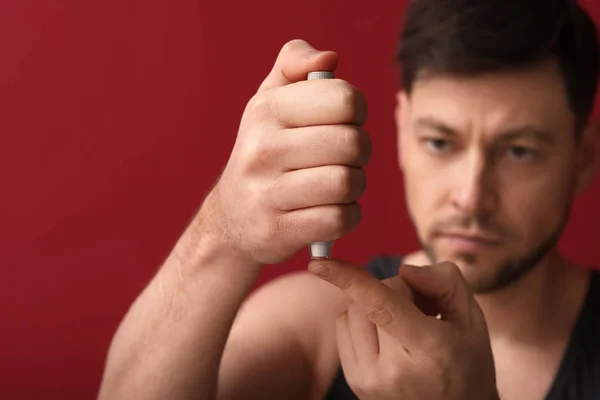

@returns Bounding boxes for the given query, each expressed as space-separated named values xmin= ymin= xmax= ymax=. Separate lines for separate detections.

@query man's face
xmin=396 ymin=60 xmax=593 ymax=293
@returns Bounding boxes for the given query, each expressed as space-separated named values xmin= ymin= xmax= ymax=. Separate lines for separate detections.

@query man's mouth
xmin=436 ymin=231 xmax=502 ymax=251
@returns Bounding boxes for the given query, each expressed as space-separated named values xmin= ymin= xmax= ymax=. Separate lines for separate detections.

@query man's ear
xmin=395 ymin=91 xmax=410 ymax=132
xmin=575 ymin=117 xmax=600 ymax=193
xmin=395 ymin=91 xmax=411 ymax=171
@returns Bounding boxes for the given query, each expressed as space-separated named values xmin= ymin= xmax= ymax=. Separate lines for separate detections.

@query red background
xmin=1 ymin=1 xmax=599 ymax=399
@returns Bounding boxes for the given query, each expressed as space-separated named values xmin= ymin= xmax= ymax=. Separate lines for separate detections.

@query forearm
xmin=98 ymin=217 xmax=263 ymax=400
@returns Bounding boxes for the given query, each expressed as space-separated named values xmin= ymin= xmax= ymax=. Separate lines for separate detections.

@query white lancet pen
xmin=307 ymin=70 xmax=335 ymax=260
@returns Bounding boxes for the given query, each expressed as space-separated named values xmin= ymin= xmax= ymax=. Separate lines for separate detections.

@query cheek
xmin=401 ymin=145 xmax=448 ymax=233
xmin=499 ymin=168 xmax=574 ymax=245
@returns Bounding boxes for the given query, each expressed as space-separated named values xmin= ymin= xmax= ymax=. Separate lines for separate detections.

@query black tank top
xmin=324 ymin=255 xmax=600 ymax=400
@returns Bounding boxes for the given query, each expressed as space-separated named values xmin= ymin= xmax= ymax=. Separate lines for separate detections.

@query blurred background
xmin=1 ymin=0 xmax=599 ymax=398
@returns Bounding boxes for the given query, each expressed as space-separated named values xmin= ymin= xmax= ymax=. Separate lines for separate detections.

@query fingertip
xmin=398 ymin=264 xmax=439 ymax=295
xmin=398 ymin=264 xmax=428 ymax=279
xmin=308 ymin=256 xmax=341 ymax=268
xmin=307 ymin=258 xmax=361 ymax=283
xmin=308 ymin=262 xmax=331 ymax=280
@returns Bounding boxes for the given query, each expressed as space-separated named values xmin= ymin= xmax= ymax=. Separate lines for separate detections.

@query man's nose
xmin=449 ymin=151 xmax=497 ymax=216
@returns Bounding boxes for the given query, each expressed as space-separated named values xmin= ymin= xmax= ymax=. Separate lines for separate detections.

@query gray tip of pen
xmin=307 ymin=71 xmax=334 ymax=80
xmin=310 ymin=241 xmax=333 ymax=259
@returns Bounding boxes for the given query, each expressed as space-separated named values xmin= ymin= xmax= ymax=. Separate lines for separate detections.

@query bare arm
xmin=98 ymin=216 xmax=346 ymax=400
xmin=217 ymin=270 xmax=347 ymax=400
xmin=97 ymin=216 xmax=264 ymax=400
xmin=99 ymin=38 xmax=368 ymax=400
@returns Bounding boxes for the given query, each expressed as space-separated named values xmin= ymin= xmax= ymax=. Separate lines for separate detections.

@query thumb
xmin=398 ymin=262 xmax=474 ymax=328
xmin=257 ymin=39 xmax=338 ymax=92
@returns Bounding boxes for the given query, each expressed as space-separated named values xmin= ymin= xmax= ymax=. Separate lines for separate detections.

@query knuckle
xmin=250 ymin=139 xmax=276 ymax=167
xmin=264 ymin=213 xmax=307 ymax=257
xmin=257 ymin=214 xmax=280 ymax=244
xmin=346 ymin=202 xmax=362 ymax=231
xmin=325 ymin=203 xmax=362 ymax=237
xmin=423 ymin=348 xmax=452 ymax=381
xmin=441 ymin=261 xmax=461 ymax=277
xmin=330 ymin=166 xmax=354 ymax=199
xmin=256 ymin=145 xmax=275 ymax=167
xmin=327 ymin=204 xmax=348 ymax=234
xmin=248 ymin=91 xmax=279 ymax=121
xmin=340 ymin=126 xmax=371 ymax=165
xmin=354 ymin=168 xmax=367 ymax=198
xmin=359 ymin=128 xmax=373 ymax=163
xmin=357 ymin=369 xmax=383 ymax=394
xmin=241 ymin=138 xmax=281 ymax=176
xmin=335 ymin=81 xmax=367 ymax=124
xmin=334 ymin=82 xmax=361 ymax=118
xmin=355 ymin=366 xmax=402 ymax=396
xmin=440 ymin=261 xmax=466 ymax=290
xmin=379 ymin=365 xmax=405 ymax=389
xmin=340 ymin=125 xmax=361 ymax=152
xmin=281 ymin=39 xmax=305 ymax=55
xmin=364 ymin=299 xmax=395 ymax=326
xmin=247 ymin=92 xmax=265 ymax=114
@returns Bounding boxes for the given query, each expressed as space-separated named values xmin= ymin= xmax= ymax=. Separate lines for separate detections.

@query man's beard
xmin=420 ymin=204 xmax=572 ymax=294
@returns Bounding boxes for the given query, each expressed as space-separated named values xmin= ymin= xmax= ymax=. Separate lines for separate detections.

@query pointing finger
xmin=308 ymin=258 xmax=433 ymax=345
xmin=347 ymin=302 xmax=379 ymax=360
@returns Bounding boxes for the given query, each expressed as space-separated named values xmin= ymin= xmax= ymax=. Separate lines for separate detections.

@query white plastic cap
xmin=310 ymin=241 xmax=333 ymax=259
xmin=307 ymin=71 xmax=334 ymax=80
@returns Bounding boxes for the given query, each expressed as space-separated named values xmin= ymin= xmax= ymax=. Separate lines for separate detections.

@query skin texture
xmin=307 ymin=259 xmax=498 ymax=400
xmin=391 ymin=60 xmax=599 ymax=399
xmin=395 ymin=60 xmax=597 ymax=293
xmin=98 ymin=40 xmax=599 ymax=400
xmin=97 ymin=40 xmax=372 ymax=400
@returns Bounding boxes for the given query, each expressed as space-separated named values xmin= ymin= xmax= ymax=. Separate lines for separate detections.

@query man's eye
xmin=425 ymin=138 xmax=452 ymax=152
xmin=507 ymin=146 xmax=537 ymax=161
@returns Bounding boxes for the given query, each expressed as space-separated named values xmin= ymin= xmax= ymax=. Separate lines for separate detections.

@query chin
xmin=429 ymin=250 xmax=508 ymax=291
xmin=424 ymin=227 xmax=563 ymax=293
xmin=452 ymin=255 xmax=533 ymax=294
xmin=432 ymin=246 xmax=501 ymax=269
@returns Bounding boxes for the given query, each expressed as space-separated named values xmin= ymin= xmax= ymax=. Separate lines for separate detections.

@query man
xmin=98 ymin=0 xmax=600 ymax=399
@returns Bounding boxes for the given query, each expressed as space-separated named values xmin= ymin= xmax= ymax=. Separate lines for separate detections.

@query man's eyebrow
xmin=415 ymin=117 xmax=556 ymax=144
xmin=415 ymin=117 xmax=460 ymax=136
xmin=498 ymin=126 xmax=556 ymax=144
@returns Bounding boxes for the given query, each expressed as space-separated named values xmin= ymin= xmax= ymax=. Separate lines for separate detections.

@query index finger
xmin=308 ymin=258 xmax=434 ymax=344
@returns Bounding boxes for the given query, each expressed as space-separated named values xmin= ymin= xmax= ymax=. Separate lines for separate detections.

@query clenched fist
xmin=201 ymin=39 xmax=371 ymax=265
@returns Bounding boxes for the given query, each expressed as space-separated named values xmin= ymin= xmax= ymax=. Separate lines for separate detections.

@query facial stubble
xmin=423 ymin=197 xmax=573 ymax=292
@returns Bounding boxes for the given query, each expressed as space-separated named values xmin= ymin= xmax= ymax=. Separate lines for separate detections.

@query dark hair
xmin=397 ymin=0 xmax=600 ymax=132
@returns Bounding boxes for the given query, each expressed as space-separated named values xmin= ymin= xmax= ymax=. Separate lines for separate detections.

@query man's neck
xmin=403 ymin=249 xmax=591 ymax=343
xmin=478 ymin=251 xmax=590 ymax=344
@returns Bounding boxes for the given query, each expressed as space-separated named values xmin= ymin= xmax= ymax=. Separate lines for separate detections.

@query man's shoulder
xmin=546 ymin=268 xmax=600 ymax=399
xmin=579 ymin=268 xmax=600 ymax=331
xmin=587 ymin=268 xmax=600 ymax=301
